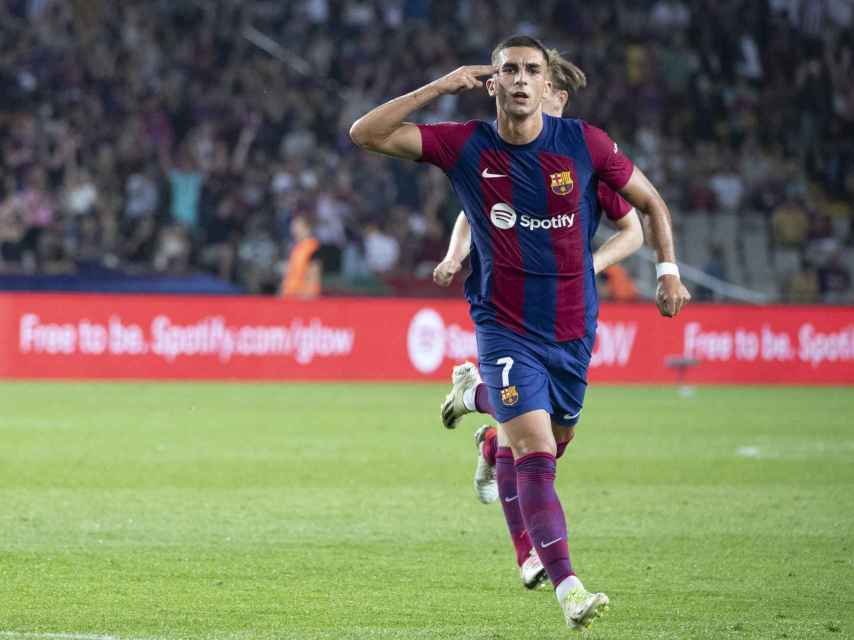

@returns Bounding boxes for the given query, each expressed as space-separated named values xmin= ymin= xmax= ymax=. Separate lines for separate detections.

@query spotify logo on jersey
xmin=490 ymin=202 xmax=517 ymax=229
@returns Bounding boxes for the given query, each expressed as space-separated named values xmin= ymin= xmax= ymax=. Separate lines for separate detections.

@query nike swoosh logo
xmin=540 ymin=537 xmax=563 ymax=548
xmin=504 ymin=495 xmax=518 ymax=503
xmin=482 ymin=168 xmax=507 ymax=179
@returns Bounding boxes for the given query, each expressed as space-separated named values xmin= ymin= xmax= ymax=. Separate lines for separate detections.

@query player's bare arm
xmin=433 ymin=212 xmax=471 ymax=287
xmin=591 ymin=210 xmax=643 ymax=275
xmin=618 ymin=166 xmax=691 ymax=317
xmin=349 ymin=65 xmax=496 ymax=160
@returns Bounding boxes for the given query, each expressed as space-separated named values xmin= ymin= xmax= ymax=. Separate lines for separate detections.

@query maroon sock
xmin=496 ymin=446 xmax=532 ymax=566
xmin=556 ymin=441 xmax=568 ymax=459
xmin=474 ymin=383 xmax=495 ymax=418
xmin=481 ymin=427 xmax=498 ymax=467
xmin=515 ymin=452 xmax=573 ymax=587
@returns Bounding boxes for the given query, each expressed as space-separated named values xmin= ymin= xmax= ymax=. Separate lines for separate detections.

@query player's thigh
xmin=501 ymin=409 xmax=555 ymax=458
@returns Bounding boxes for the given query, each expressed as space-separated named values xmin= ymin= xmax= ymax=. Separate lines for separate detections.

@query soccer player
xmin=432 ymin=49 xmax=646 ymax=591
xmin=350 ymin=35 xmax=690 ymax=632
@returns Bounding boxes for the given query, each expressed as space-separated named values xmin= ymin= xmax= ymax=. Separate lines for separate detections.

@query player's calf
xmin=473 ymin=425 xmax=498 ymax=503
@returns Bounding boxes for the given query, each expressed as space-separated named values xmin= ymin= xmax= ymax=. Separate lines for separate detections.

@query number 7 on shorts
xmin=497 ymin=356 xmax=514 ymax=387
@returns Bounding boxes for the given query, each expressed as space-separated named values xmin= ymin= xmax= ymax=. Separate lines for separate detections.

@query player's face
xmin=488 ymin=47 xmax=550 ymax=119
xmin=541 ymin=85 xmax=568 ymax=118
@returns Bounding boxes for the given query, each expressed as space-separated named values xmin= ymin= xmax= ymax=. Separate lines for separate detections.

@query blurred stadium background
xmin=1 ymin=1 xmax=853 ymax=639
xmin=1 ymin=0 xmax=852 ymax=302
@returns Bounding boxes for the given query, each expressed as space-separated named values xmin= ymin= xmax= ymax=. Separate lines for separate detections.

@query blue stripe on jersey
xmin=510 ymin=146 xmax=558 ymax=342
xmin=449 ymin=127 xmax=496 ymax=327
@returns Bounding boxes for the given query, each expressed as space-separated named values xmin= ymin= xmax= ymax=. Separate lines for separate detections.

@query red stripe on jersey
xmin=478 ymin=149 xmax=526 ymax=335
xmin=597 ymin=182 xmax=632 ymax=220
xmin=581 ymin=122 xmax=634 ymax=191
xmin=539 ymin=152 xmax=585 ymax=342
xmin=417 ymin=121 xmax=479 ymax=172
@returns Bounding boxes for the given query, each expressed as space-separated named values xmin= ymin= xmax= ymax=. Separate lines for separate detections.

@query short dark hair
xmin=491 ymin=34 xmax=550 ymax=66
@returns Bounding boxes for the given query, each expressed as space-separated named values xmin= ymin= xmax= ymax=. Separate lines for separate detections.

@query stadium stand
xmin=1 ymin=0 xmax=852 ymax=302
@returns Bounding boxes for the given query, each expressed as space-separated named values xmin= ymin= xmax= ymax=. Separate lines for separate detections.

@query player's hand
xmin=656 ymin=275 xmax=691 ymax=317
xmin=433 ymin=258 xmax=462 ymax=287
xmin=430 ymin=65 xmax=497 ymax=96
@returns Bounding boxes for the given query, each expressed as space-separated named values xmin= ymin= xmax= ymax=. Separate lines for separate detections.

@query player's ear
xmin=486 ymin=77 xmax=496 ymax=96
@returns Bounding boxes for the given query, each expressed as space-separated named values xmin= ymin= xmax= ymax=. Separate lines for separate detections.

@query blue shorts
xmin=476 ymin=323 xmax=594 ymax=427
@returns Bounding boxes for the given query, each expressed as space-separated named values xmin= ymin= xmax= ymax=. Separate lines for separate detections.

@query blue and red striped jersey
xmin=418 ymin=114 xmax=634 ymax=344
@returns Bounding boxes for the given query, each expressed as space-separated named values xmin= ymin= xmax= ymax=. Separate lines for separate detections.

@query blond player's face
xmin=489 ymin=47 xmax=550 ymax=118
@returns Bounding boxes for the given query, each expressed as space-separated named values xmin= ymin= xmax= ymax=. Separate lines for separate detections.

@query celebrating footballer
xmin=350 ymin=34 xmax=690 ymax=632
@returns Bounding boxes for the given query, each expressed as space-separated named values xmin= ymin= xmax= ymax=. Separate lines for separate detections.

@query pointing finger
xmin=469 ymin=65 xmax=498 ymax=76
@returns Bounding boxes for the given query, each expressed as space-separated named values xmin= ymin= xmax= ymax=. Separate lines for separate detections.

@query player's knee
xmin=512 ymin=438 xmax=557 ymax=459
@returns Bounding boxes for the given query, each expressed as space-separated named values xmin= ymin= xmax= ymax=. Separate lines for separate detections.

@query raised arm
xmin=592 ymin=209 xmax=643 ymax=275
xmin=349 ymin=65 xmax=496 ymax=160
xmin=433 ymin=211 xmax=471 ymax=287
xmin=618 ymin=166 xmax=691 ymax=317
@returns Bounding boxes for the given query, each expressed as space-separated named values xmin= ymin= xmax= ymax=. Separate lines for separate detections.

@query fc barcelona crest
xmin=500 ymin=385 xmax=519 ymax=407
xmin=550 ymin=170 xmax=574 ymax=196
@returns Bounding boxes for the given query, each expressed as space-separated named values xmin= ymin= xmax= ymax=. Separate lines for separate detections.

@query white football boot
xmin=561 ymin=586 xmax=610 ymax=631
xmin=519 ymin=548 xmax=548 ymax=589
xmin=440 ymin=362 xmax=480 ymax=429
xmin=473 ymin=425 xmax=498 ymax=504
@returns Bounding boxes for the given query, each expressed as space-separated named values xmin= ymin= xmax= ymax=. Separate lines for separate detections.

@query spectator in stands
xmin=787 ymin=259 xmax=820 ymax=304
xmin=153 ymin=225 xmax=192 ymax=274
xmin=697 ymin=244 xmax=727 ymax=301
xmin=805 ymin=210 xmax=842 ymax=265
xmin=772 ymin=199 xmax=810 ymax=248
xmin=280 ymin=214 xmax=321 ymax=299
xmin=0 ymin=1 xmax=851 ymax=302
xmin=123 ymin=214 xmax=158 ymax=269
xmin=600 ymin=264 xmax=640 ymax=302
xmin=817 ymin=251 xmax=853 ymax=303
xmin=0 ymin=193 xmax=25 ymax=271
xmin=363 ymin=221 xmax=400 ymax=275
xmin=162 ymin=143 xmax=203 ymax=230
xmin=124 ymin=165 xmax=160 ymax=220
xmin=199 ymin=192 xmax=238 ymax=282
xmin=240 ymin=213 xmax=281 ymax=294
xmin=708 ymin=154 xmax=745 ymax=214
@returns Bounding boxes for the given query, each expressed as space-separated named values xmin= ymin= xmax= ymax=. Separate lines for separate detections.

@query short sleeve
xmin=596 ymin=182 xmax=633 ymax=221
xmin=417 ymin=121 xmax=478 ymax=172
xmin=581 ymin=122 xmax=634 ymax=191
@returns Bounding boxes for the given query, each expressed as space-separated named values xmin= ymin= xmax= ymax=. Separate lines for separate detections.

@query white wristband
xmin=655 ymin=262 xmax=680 ymax=279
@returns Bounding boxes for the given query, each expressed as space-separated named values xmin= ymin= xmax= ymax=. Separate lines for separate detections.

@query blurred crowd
xmin=1 ymin=0 xmax=852 ymax=301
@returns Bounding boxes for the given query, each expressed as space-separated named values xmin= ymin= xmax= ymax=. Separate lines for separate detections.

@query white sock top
xmin=462 ymin=386 xmax=478 ymax=412
xmin=556 ymin=574 xmax=584 ymax=603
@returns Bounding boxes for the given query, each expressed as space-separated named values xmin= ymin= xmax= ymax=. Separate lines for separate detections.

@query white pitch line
xmin=736 ymin=445 xmax=762 ymax=458
xmin=0 ymin=633 xmax=119 ymax=640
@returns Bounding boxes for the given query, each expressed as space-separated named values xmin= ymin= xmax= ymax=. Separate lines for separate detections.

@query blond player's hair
xmin=546 ymin=48 xmax=587 ymax=95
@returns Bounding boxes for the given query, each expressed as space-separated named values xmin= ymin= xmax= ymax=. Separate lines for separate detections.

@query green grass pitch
xmin=1 ymin=382 xmax=852 ymax=640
